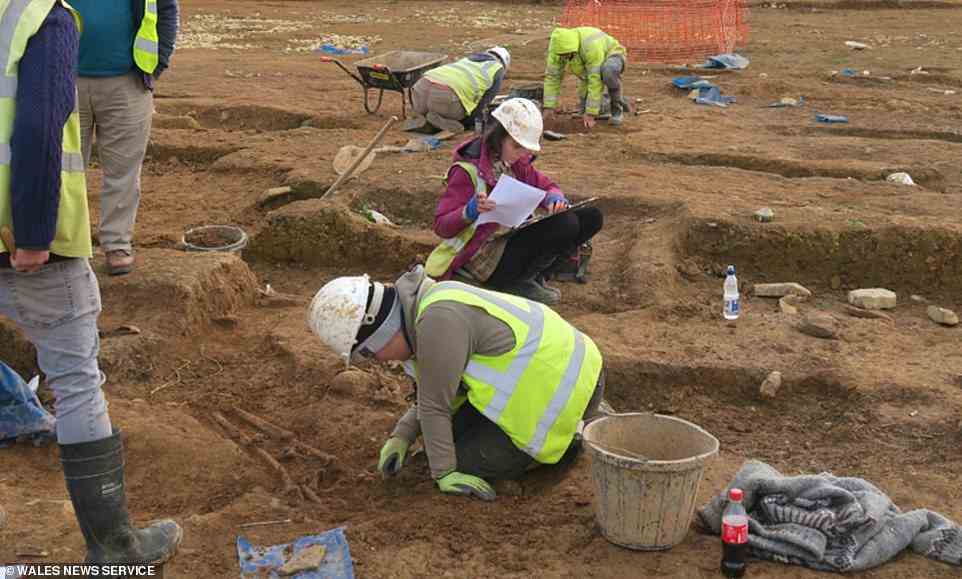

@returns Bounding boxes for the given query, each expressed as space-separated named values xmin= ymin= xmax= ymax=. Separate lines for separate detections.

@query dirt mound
xmin=249 ymin=200 xmax=435 ymax=273
xmin=99 ymin=249 xmax=258 ymax=334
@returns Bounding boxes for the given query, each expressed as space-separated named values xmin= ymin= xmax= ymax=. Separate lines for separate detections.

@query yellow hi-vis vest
xmin=0 ymin=0 xmax=91 ymax=257
xmin=424 ymin=161 xmax=483 ymax=278
xmin=423 ymin=57 xmax=502 ymax=115
xmin=132 ymin=0 xmax=159 ymax=74
xmin=416 ymin=282 xmax=603 ymax=464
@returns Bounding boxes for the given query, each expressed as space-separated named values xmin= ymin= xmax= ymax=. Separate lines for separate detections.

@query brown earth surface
xmin=3 ymin=0 xmax=962 ymax=577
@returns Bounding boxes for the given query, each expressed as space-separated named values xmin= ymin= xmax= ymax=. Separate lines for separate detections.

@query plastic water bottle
xmin=721 ymin=488 xmax=749 ymax=577
xmin=723 ymin=265 xmax=740 ymax=320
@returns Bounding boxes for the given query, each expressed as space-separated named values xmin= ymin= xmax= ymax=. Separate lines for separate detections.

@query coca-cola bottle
xmin=721 ymin=488 xmax=749 ymax=577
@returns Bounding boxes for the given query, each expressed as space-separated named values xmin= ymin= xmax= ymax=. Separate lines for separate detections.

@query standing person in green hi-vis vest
xmin=409 ymin=46 xmax=510 ymax=135
xmin=307 ymin=266 xmax=608 ymax=501
xmin=0 ymin=0 xmax=182 ymax=565
xmin=72 ymin=0 xmax=178 ymax=275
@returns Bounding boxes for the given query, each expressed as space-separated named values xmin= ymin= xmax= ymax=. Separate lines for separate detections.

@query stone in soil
xmin=779 ymin=295 xmax=803 ymax=315
xmin=330 ymin=369 xmax=374 ymax=395
xmin=759 ymin=371 xmax=783 ymax=399
xmin=798 ymin=312 xmax=837 ymax=339
xmin=844 ymin=305 xmax=893 ymax=322
xmin=927 ymin=305 xmax=959 ymax=327
xmin=848 ymin=288 xmax=897 ymax=310
xmin=754 ymin=282 xmax=812 ymax=298
xmin=753 ymin=207 xmax=774 ymax=222
xmin=278 ymin=544 xmax=327 ymax=575
xmin=910 ymin=294 xmax=928 ymax=304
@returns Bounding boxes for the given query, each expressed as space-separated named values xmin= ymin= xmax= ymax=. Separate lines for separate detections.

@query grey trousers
xmin=0 ymin=259 xmax=111 ymax=444
xmin=78 ymin=71 xmax=154 ymax=254
xmin=411 ymin=78 xmax=467 ymax=122
xmin=454 ymin=370 xmax=606 ymax=480
xmin=601 ymin=55 xmax=625 ymax=111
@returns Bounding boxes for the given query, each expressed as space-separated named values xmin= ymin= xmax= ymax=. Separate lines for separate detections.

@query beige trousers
xmin=78 ymin=71 xmax=153 ymax=254
xmin=411 ymin=78 xmax=467 ymax=122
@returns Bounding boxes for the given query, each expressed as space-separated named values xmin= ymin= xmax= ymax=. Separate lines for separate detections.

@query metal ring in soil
xmin=182 ymin=225 xmax=249 ymax=253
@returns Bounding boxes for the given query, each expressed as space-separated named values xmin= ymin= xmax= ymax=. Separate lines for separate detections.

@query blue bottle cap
xmin=727 ymin=265 xmax=735 ymax=275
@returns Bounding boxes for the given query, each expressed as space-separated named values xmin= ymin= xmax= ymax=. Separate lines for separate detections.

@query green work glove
xmin=377 ymin=437 xmax=410 ymax=477
xmin=437 ymin=471 xmax=496 ymax=501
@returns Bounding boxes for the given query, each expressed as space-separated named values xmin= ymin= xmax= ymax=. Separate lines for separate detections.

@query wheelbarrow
xmin=320 ymin=50 xmax=447 ymax=116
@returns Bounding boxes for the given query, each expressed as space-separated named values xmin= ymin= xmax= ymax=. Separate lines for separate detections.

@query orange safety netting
xmin=560 ymin=0 xmax=750 ymax=64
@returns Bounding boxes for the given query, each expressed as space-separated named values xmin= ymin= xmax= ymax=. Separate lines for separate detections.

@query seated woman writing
xmin=424 ymin=98 xmax=603 ymax=304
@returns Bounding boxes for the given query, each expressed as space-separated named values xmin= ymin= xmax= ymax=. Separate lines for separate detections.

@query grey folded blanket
xmin=698 ymin=460 xmax=962 ymax=572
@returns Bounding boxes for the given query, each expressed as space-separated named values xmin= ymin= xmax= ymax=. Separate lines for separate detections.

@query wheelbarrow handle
xmin=319 ymin=55 xmax=364 ymax=85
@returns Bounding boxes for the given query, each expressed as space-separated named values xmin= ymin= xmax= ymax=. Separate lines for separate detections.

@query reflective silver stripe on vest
xmin=0 ymin=143 xmax=85 ymax=172
xmin=0 ymin=75 xmax=16 ymax=98
xmin=440 ymin=282 xmax=546 ymax=422
xmin=134 ymin=37 xmax=158 ymax=53
xmin=524 ymin=330 xmax=586 ymax=457
xmin=62 ymin=151 xmax=85 ymax=172
xmin=586 ymin=66 xmax=602 ymax=75
xmin=447 ymin=61 xmax=481 ymax=98
xmin=0 ymin=0 xmax=31 ymax=97
xmin=146 ymin=0 xmax=157 ymax=14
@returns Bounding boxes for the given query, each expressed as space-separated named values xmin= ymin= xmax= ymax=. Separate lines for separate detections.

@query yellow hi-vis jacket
xmin=416 ymin=281 xmax=603 ymax=464
xmin=0 ymin=0 xmax=91 ymax=257
xmin=543 ymin=27 xmax=626 ymax=117
xmin=423 ymin=57 xmax=503 ymax=115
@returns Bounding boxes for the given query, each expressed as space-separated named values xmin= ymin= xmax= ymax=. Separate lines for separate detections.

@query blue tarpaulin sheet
xmin=0 ymin=361 xmax=55 ymax=446
xmin=237 ymin=527 xmax=355 ymax=579
xmin=701 ymin=53 xmax=750 ymax=70
xmin=672 ymin=76 xmax=716 ymax=90
xmin=694 ymin=86 xmax=736 ymax=107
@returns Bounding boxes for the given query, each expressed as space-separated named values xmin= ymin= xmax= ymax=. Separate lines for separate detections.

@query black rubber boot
xmin=60 ymin=430 xmax=183 ymax=565
xmin=501 ymin=254 xmax=562 ymax=305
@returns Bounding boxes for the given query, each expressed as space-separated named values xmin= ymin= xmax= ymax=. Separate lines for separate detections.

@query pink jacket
xmin=433 ymin=137 xmax=565 ymax=280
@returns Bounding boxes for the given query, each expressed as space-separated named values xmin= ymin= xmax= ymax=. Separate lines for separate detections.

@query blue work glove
xmin=464 ymin=196 xmax=480 ymax=221
xmin=437 ymin=471 xmax=496 ymax=501
xmin=544 ymin=193 xmax=568 ymax=208
xmin=377 ymin=437 xmax=410 ymax=477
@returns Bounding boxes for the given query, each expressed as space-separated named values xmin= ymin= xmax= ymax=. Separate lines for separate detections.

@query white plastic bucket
xmin=582 ymin=413 xmax=719 ymax=550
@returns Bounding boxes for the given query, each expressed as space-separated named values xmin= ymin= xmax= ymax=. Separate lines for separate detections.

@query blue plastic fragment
xmin=317 ymin=44 xmax=369 ymax=56
xmin=815 ymin=113 xmax=849 ymax=123
xmin=840 ymin=68 xmax=857 ymax=77
xmin=237 ymin=527 xmax=354 ymax=579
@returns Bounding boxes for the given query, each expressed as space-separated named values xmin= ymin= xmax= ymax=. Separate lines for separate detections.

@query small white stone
xmin=927 ymin=305 xmax=959 ymax=327
xmin=759 ymin=371 xmax=783 ymax=399
xmin=754 ymin=207 xmax=775 ymax=222
xmin=754 ymin=282 xmax=812 ymax=298
xmin=848 ymin=288 xmax=897 ymax=310
xmin=910 ymin=294 xmax=927 ymax=304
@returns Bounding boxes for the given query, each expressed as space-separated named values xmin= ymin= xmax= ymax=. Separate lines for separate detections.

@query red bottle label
xmin=722 ymin=522 xmax=748 ymax=544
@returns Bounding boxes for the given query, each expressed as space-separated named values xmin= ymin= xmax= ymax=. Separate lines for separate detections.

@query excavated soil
xmin=3 ymin=0 xmax=962 ymax=577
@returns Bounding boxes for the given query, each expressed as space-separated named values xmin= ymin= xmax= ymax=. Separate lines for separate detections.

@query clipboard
xmin=512 ymin=197 xmax=599 ymax=232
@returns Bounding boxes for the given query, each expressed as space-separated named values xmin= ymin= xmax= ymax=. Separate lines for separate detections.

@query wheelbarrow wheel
xmin=364 ymin=88 xmax=385 ymax=114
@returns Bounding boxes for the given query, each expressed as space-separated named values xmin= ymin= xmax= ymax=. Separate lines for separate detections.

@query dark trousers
xmin=486 ymin=206 xmax=603 ymax=289
xmin=453 ymin=371 xmax=605 ymax=480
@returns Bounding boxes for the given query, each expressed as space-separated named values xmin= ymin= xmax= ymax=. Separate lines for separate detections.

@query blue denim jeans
xmin=0 ymin=259 xmax=111 ymax=443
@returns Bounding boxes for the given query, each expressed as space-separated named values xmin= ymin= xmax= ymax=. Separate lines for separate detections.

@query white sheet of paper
xmin=475 ymin=175 xmax=545 ymax=228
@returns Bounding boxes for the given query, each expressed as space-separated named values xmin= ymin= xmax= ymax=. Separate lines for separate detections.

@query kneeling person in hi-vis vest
xmin=410 ymin=46 xmax=510 ymax=134
xmin=308 ymin=266 xmax=607 ymax=501
xmin=542 ymin=26 xmax=627 ymax=129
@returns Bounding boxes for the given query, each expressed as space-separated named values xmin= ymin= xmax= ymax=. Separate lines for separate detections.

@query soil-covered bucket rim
xmin=182 ymin=224 xmax=249 ymax=253
xmin=583 ymin=412 xmax=720 ymax=470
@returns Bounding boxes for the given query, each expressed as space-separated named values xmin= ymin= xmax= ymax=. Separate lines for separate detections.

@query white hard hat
xmin=307 ymin=275 xmax=401 ymax=368
xmin=488 ymin=46 xmax=510 ymax=70
xmin=491 ymin=97 xmax=542 ymax=152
